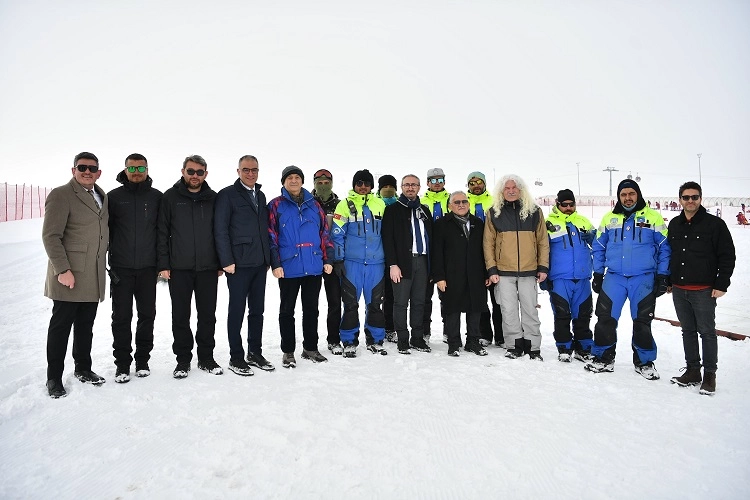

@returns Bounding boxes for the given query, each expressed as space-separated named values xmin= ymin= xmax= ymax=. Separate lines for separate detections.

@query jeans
xmin=672 ymin=287 xmax=718 ymax=373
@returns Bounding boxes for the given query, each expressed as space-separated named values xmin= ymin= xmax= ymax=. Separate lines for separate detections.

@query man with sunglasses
xmin=214 ymin=155 xmax=274 ymax=376
xmin=431 ymin=192 xmax=489 ymax=356
xmin=542 ymin=189 xmax=596 ymax=362
xmin=466 ymin=171 xmax=504 ymax=348
xmin=107 ymin=153 xmax=163 ymax=383
xmin=331 ymin=169 xmax=388 ymax=357
xmin=311 ymin=169 xmax=344 ymax=355
xmin=585 ymin=179 xmax=671 ymax=380
xmin=382 ymin=175 xmax=433 ymax=354
xmin=43 ymin=152 xmax=109 ymax=398
xmin=668 ymin=182 xmax=735 ymax=395
xmin=158 ymin=155 xmax=224 ymax=379
xmin=420 ymin=168 xmax=450 ymax=344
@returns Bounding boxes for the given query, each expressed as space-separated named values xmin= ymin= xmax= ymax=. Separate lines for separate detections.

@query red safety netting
xmin=0 ymin=183 xmax=50 ymax=222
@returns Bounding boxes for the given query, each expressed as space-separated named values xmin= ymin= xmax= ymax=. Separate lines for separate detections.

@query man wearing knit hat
xmin=585 ymin=179 xmax=671 ymax=380
xmin=377 ymin=174 xmax=399 ymax=341
xmin=268 ymin=166 xmax=334 ymax=367
xmin=331 ymin=169 xmax=388 ymax=357
xmin=466 ymin=171 xmax=503 ymax=348
xmin=311 ymin=168 xmax=344 ymax=355
xmin=543 ymin=188 xmax=596 ymax=362
xmin=420 ymin=167 xmax=450 ymax=343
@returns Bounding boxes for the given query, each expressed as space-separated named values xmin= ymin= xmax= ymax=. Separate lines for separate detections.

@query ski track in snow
xmin=1 ymin=214 xmax=749 ymax=499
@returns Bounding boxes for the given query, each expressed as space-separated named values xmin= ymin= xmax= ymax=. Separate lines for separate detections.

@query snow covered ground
xmin=0 ymin=208 xmax=748 ymax=499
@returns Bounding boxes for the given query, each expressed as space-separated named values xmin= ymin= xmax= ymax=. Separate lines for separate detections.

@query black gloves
xmin=333 ymin=261 xmax=345 ymax=278
xmin=654 ymin=275 xmax=670 ymax=298
xmin=592 ymin=273 xmax=604 ymax=294
xmin=539 ymin=278 xmax=552 ymax=292
xmin=579 ymin=229 xmax=595 ymax=245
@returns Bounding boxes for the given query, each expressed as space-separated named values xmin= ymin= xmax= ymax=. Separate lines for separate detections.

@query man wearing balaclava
xmin=377 ymin=174 xmax=399 ymax=342
xmin=585 ymin=179 xmax=671 ymax=381
xmin=311 ymin=169 xmax=344 ymax=355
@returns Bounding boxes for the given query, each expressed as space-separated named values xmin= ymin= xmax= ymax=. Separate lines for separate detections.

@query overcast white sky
xmin=1 ymin=0 xmax=748 ymax=198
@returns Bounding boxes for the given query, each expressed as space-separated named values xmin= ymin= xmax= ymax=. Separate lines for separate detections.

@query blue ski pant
xmin=591 ymin=272 xmax=657 ymax=365
xmin=547 ymin=278 xmax=593 ymax=352
xmin=339 ymin=261 xmax=386 ymax=345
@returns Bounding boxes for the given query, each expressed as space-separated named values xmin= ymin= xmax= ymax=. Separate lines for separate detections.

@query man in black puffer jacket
xmin=157 ymin=155 xmax=222 ymax=379
xmin=108 ymin=153 xmax=162 ymax=383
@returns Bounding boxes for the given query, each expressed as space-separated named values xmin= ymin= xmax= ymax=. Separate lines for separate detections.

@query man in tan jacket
xmin=484 ymin=174 xmax=549 ymax=360
xmin=42 ymin=152 xmax=109 ymax=398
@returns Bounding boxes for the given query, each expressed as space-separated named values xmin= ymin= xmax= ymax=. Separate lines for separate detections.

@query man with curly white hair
xmin=483 ymin=174 xmax=549 ymax=360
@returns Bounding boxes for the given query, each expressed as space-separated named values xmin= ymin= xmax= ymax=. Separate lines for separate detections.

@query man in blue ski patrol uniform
xmin=420 ymin=167 xmax=450 ymax=343
xmin=543 ymin=189 xmax=596 ymax=362
xmin=585 ymin=179 xmax=671 ymax=380
xmin=466 ymin=171 xmax=503 ymax=347
xmin=331 ymin=170 xmax=388 ymax=358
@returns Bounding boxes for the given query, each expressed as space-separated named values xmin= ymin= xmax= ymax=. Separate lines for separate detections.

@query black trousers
xmin=322 ymin=270 xmax=342 ymax=344
xmin=47 ymin=300 xmax=98 ymax=380
xmin=392 ymin=255 xmax=428 ymax=349
xmin=110 ymin=266 xmax=157 ymax=369
xmin=480 ymin=284 xmax=504 ymax=344
xmin=443 ymin=311 xmax=481 ymax=350
xmin=225 ymin=265 xmax=267 ymax=359
xmin=382 ymin=266 xmax=394 ymax=332
xmin=168 ymin=269 xmax=218 ymax=364
xmin=278 ymin=275 xmax=322 ymax=353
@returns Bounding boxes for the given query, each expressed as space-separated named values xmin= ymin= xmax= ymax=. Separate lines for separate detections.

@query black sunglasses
xmin=355 ymin=180 xmax=372 ymax=188
xmin=185 ymin=168 xmax=206 ymax=176
xmin=76 ymin=165 xmax=99 ymax=173
xmin=452 ymin=199 xmax=469 ymax=205
xmin=127 ymin=166 xmax=147 ymax=173
xmin=558 ymin=202 xmax=575 ymax=207
xmin=681 ymin=194 xmax=700 ymax=201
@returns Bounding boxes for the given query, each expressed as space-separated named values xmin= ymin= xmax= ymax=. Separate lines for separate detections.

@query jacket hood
xmin=116 ymin=170 xmax=154 ymax=190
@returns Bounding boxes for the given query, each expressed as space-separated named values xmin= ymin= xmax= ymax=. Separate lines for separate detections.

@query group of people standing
xmin=42 ymin=152 xmax=735 ymax=399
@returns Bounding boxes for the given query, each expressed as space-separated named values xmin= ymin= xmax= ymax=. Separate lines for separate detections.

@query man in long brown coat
xmin=42 ymin=152 xmax=109 ymax=398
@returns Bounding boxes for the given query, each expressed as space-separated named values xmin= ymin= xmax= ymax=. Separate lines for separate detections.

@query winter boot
xmin=634 ymin=362 xmax=660 ymax=380
xmin=670 ymin=367 xmax=702 ymax=387
xmin=302 ymin=349 xmax=328 ymax=363
xmin=699 ymin=371 xmax=716 ymax=395
xmin=343 ymin=343 xmax=357 ymax=358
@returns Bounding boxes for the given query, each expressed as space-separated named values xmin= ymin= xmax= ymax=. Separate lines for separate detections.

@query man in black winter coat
xmin=382 ymin=174 xmax=433 ymax=354
xmin=108 ymin=153 xmax=162 ymax=383
xmin=668 ymin=181 xmax=735 ymax=395
xmin=431 ymin=191 xmax=489 ymax=357
xmin=214 ymin=155 xmax=274 ymax=376
xmin=157 ymin=155 xmax=223 ymax=379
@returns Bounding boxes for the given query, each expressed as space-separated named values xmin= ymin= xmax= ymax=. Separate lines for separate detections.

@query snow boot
xmin=670 ymin=367 xmax=702 ymax=387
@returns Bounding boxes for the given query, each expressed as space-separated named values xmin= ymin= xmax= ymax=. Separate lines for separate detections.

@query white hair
xmin=491 ymin=173 xmax=538 ymax=220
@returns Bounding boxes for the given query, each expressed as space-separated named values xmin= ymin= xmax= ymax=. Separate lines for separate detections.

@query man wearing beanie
xmin=377 ymin=174 xmax=399 ymax=341
xmin=585 ymin=179 xmax=671 ymax=380
xmin=311 ymin=169 xmax=344 ymax=355
xmin=420 ymin=167 xmax=450 ymax=343
xmin=331 ymin=169 xmax=388 ymax=357
xmin=543 ymin=188 xmax=596 ymax=362
xmin=268 ymin=166 xmax=334 ymax=367
xmin=466 ymin=171 xmax=503 ymax=348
